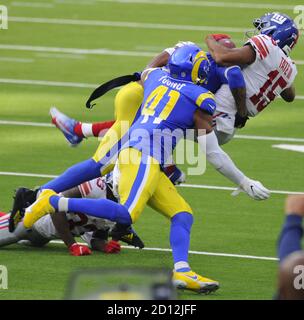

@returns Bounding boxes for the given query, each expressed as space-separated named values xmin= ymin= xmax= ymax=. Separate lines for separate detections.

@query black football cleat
xmin=9 ymin=187 xmax=39 ymax=232
xmin=110 ymin=223 xmax=145 ymax=249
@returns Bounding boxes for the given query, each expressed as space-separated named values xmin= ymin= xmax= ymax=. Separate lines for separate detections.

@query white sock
xmin=81 ymin=123 xmax=93 ymax=138
xmin=58 ymin=197 xmax=69 ymax=213
xmin=174 ymin=261 xmax=190 ymax=272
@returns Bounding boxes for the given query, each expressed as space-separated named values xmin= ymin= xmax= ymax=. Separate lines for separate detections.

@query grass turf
xmin=0 ymin=0 xmax=303 ymax=300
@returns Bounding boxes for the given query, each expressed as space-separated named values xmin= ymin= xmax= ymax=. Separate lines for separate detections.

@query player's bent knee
xmin=176 ymin=200 xmax=193 ymax=216
xmin=115 ymin=205 xmax=132 ymax=225
xmin=171 ymin=212 xmax=193 ymax=232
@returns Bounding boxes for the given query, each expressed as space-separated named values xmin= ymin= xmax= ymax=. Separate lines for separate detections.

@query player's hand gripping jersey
xmin=127 ymin=68 xmax=216 ymax=166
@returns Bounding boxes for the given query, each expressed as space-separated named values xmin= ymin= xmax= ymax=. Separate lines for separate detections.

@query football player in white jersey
xmin=205 ymin=12 xmax=298 ymax=144
xmin=2 ymin=176 xmax=144 ymax=255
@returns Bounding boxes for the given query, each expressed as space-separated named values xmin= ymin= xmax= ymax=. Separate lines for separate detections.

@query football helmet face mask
xmin=168 ymin=45 xmax=210 ymax=84
xmin=251 ymin=12 xmax=299 ymax=56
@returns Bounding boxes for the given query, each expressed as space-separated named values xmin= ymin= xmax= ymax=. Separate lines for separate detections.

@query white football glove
xmin=232 ymin=177 xmax=270 ymax=200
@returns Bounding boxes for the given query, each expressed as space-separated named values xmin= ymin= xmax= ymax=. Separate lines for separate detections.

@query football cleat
xmin=50 ymin=107 xmax=83 ymax=146
xmin=172 ymin=270 xmax=219 ymax=294
xmin=9 ymin=187 xmax=39 ymax=232
xmin=23 ymin=189 xmax=57 ymax=229
xmin=110 ymin=224 xmax=145 ymax=249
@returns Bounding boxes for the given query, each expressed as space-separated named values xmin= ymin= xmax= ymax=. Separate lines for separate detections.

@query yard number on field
xmin=0 ymin=265 xmax=8 ymax=289
xmin=0 ymin=5 xmax=8 ymax=30
xmin=294 ymin=5 xmax=304 ymax=30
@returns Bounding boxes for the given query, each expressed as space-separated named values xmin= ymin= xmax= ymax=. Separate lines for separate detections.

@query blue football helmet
xmin=168 ymin=44 xmax=210 ymax=84
xmin=253 ymin=12 xmax=299 ymax=55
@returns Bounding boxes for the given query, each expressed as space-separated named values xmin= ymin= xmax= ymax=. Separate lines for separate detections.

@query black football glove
xmin=234 ymin=112 xmax=249 ymax=129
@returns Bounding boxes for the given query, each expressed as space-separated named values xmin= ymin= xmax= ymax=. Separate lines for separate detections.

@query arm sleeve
xmin=226 ymin=66 xmax=245 ymax=90
xmin=198 ymin=131 xmax=246 ymax=185
xmin=278 ymin=215 xmax=303 ymax=263
xmin=217 ymin=66 xmax=245 ymax=89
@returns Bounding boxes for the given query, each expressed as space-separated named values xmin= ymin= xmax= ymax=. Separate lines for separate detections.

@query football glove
xmin=103 ymin=240 xmax=121 ymax=254
xmin=232 ymin=177 xmax=270 ymax=200
xmin=234 ymin=112 xmax=249 ymax=129
xmin=69 ymin=243 xmax=92 ymax=256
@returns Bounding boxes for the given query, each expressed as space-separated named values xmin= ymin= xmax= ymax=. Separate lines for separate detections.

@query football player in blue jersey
xmin=22 ymin=44 xmax=270 ymax=293
xmin=51 ymin=36 xmax=247 ymax=149
xmin=46 ymin=37 xmax=246 ymax=196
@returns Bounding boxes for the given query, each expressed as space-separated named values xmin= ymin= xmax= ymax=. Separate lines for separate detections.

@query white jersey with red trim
xmin=32 ymin=178 xmax=113 ymax=241
xmin=78 ymin=177 xmax=107 ymax=199
xmin=243 ymin=34 xmax=297 ymax=116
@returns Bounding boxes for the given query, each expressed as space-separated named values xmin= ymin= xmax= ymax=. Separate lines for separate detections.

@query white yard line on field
xmin=50 ymin=239 xmax=278 ymax=261
xmin=0 ymin=57 xmax=34 ymax=63
xmin=0 ymin=171 xmax=303 ymax=195
xmin=11 ymin=1 xmax=55 ymax=8
xmin=0 ymin=120 xmax=53 ymax=127
xmin=180 ymin=184 xmax=304 ymax=195
xmin=0 ymin=171 xmax=57 ymax=179
xmin=0 ymin=44 xmax=156 ymax=57
xmin=54 ymin=0 xmax=98 ymax=5
xmin=92 ymin=0 xmax=295 ymax=11
xmin=1 ymin=119 xmax=304 ymax=144
xmin=9 ymin=16 xmax=246 ymax=33
xmin=1 ymin=44 xmax=304 ymax=69
xmin=0 ymin=78 xmax=97 ymax=88
xmin=234 ymin=134 xmax=304 ymax=143
xmin=272 ymin=144 xmax=304 ymax=153
xmin=1 ymin=77 xmax=304 ymax=100
xmin=35 ymin=53 xmax=85 ymax=60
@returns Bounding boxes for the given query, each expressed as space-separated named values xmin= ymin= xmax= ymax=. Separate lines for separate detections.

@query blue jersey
xmin=127 ymin=68 xmax=216 ymax=166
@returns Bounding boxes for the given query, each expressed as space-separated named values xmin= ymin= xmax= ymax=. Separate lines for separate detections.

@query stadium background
xmin=0 ymin=0 xmax=303 ymax=299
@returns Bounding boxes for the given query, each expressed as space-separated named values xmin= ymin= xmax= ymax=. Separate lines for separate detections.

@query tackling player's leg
xmin=92 ymin=82 xmax=144 ymax=175
xmin=23 ymin=147 xmax=219 ymax=294
xmin=148 ymin=172 xmax=219 ymax=294
xmin=40 ymin=82 xmax=144 ymax=194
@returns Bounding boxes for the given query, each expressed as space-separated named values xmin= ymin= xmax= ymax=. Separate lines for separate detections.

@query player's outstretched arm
xmin=205 ymin=35 xmax=256 ymax=66
xmin=146 ymin=51 xmax=170 ymax=69
xmin=50 ymin=212 xmax=76 ymax=248
xmin=51 ymin=212 xmax=92 ymax=256
xmin=194 ymin=109 xmax=270 ymax=200
xmin=51 ymin=187 xmax=92 ymax=256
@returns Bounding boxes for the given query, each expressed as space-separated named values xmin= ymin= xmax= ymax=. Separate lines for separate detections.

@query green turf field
xmin=0 ymin=0 xmax=303 ymax=300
